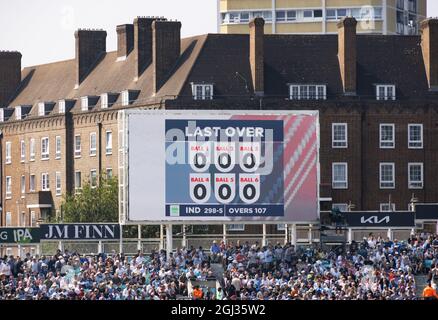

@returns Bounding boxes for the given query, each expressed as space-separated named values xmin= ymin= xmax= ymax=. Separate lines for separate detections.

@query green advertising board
xmin=0 ymin=228 xmax=41 ymax=244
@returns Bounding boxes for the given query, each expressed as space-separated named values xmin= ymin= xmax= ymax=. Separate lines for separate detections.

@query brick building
xmin=0 ymin=15 xmax=438 ymax=237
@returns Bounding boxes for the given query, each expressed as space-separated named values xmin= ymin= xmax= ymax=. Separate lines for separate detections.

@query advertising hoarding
xmin=119 ymin=110 xmax=320 ymax=224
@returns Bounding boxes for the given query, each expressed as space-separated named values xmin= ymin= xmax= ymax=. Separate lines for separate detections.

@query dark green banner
xmin=0 ymin=228 xmax=41 ymax=244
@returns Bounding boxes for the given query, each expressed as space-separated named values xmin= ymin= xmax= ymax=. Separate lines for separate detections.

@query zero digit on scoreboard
xmin=239 ymin=174 xmax=261 ymax=204
xmin=214 ymin=142 xmax=236 ymax=173
xmin=239 ymin=142 xmax=261 ymax=172
xmin=189 ymin=142 xmax=211 ymax=172
xmin=214 ymin=174 xmax=236 ymax=204
xmin=189 ymin=173 xmax=211 ymax=203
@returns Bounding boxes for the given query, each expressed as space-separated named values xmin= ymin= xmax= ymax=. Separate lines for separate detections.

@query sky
xmin=0 ymin=0 xmax=437 ymax=67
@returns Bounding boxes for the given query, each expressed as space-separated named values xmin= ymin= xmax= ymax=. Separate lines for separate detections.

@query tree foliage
xmin=61 ymin=174 xmax=118 ymax=223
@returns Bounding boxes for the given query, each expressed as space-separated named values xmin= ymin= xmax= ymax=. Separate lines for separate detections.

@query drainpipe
xmin=98 ymin=122 xmax=102 ymax=179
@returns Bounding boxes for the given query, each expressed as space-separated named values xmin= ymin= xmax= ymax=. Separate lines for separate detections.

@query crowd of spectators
xmin=0 ymin=233 xmax=437 ymax=300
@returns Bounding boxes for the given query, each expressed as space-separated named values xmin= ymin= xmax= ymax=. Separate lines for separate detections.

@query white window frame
xmin=30 ymin=211 xmax=36 ymax=227
xmin=20 ymin=175 xmax=25 ymax=195
xmin=192 ymin=84 xmax=214 ymax=100
xmin=56 ymin=171 xmax=62 ymax=196
xmin=90 ymin=132 xmax=97 ymax=156
xmin=41 ymin=137 xmax=49 ymax=160
xmin=106 ymin=168 xmax=113 ymax=179
xmin=15 ymin=106 xmax=22 ymax=120
xmin=81 ymin=97 xmax=89 ymax=111
xmin=380 ymin=203 xmax=396 ymax=212
xmin=41 ymin=173 xmax=50 ymax=191
xmin=376 ymin=85 xmax=396 ymax=101
xmin=29 ymin=174 xmax=35 ymax=192
xmin=58 ymin=100 xmax=66 ymax=114
xmin=380 ymin=162 xmax=395 ymax=189
xmin=75 ymin=171 xmax=82 ymax=191
xmin=380 ymin=124 xmax=395 ymax=149
xmin=408 ymin=162 xmax=424 ymax=189
xmin=5 ymin=176 xmax=12 ymax=198
xmin=289 ymin=84 xmax=326 ymax=100
xmin=332 ymin=203 xmax=349 ymax=212
xmin=74 ymin=135 xmax=81 ymax=157
xmin=332 ymin=162 xmax=348 ymax=189
xmin=20 ymin=140 xmax=25 ymax=162
xmin=90 ymin=169 xmax=97 ymax=188
xmin=122 ymin=91 xmax=130 ymax=106
xmin=55 ymin=136 xmax=61 ymax=159
xmin=38 ymin=102 xmax=45 ymax=116
xmin=332 ymin=123 xmax=348 ymax=148
xmin=106 ymin=131 xmax=112 ymax=155
xmin=30 ymin=138 xmax=35 ymax=161
xmin=5 ymin=141 xmax=11 ymax=164
xmin=408 ymin=124 xmax=423 ymax=149
xmin=101 ymin=93 xmax=108 ymax=109
xmin=5 ymin=212 xmax=12 ymax=227
xmin=226 ymin=224 xmax=245 ymax=231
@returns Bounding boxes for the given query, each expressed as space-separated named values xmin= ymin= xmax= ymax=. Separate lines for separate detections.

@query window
xmin=38 ymin=102 xmax=45 ymax=116
xmin=90 ymin=169 xmax=97 ymax=187
xmin=332 ymin=203 xmax=349 ymax=212
xmin=55 ymin=136 xmax=61 ymax=159
xmin=276 ymin=10 xmax=296 ymax=22
xmin=21 ymin=175 xmax=25 ymax=195
xmin=277 ymin=224 xmax=286 ymax=231
xmin=122 ymin=91 xmax=130 ymax=106
xmin=380 ymin=124 xmax=395 ymax=148
xmin=75 ymin=171 xmax=82 ymax=190
xmin=106 ymin=168 xmax=113 ymax=179
xmin=380 ymin=163 xmax=395 ymax=189
xmin=30 ymin=211 xmax=36 ymax=227
xmin=380 ymin=203 xmax=396 ymax=212
xmin=289 ymin=85 xmax=326 ymax=100
xmin=56 ymin=172 xmax=61 ymax=196
xmin=5 ymin=212 xmax=11 ymax=227
xmin=106 ymin=131 xmax=112 ymax=155
xmin=332 ymin=163 xmax=348 ymax=189
xmin=6 ymin=176 xmax=11 ymax=198
xmin=58 ymin=100 xmax=65 ymax=114
xmin=326 ymin=9 xmax=337 ymax=20
xmin=5 ymin=141 xmax=11 ymax=164
xmin=226 ymin=224 xmax=245 ymax=231
xmin=90 ymin=132 xmax=97 ymax=156
xmin=74 ymin=135 xmax=81 ymax=157
xmin=408 ymin=163 xmax=423 ymax=189
xmin=29 ymin=174 xmax=35 ymax=192
xmin=192 ymin=84 xmax=213 ymax=100
xmin=303 ymin=10 xmax=313 ymax=18
xmin=332 ymin=123 xmax=348 ymax=148
xmin=101 ymin=94 xmax=108 ymax=109
xmin=41 ymin=173 xmax=50 ymax=191
xmin=20 ymin=212 xmax=26 ymax=227
xmin=81 ymin=97 xmax=89 ymax=111
xmin=408 ymin=124 xmax=423 ymax=149
xmin=41 ymin=137 xmax=49 ymax=160
xmin=20 ymin=140 xmax=25 ymax=162
xmin=30 ymin=138 xmax=35 ymax=161
xmin=376 ymin=85 xmax=396 ymax=100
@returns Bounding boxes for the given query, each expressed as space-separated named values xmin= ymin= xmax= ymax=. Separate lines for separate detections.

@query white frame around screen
xmin=118 ymin=109 xmax=321 ymax=225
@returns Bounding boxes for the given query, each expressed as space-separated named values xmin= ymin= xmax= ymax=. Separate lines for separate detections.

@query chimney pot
xmin=337 ymin=17 xmax=357 ymax=95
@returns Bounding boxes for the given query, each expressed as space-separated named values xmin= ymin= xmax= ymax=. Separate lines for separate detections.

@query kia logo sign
xmin=345 ymin=212 xmax=415 ymax=228
xmin=360 ymin=216 xmax=390 ymax=225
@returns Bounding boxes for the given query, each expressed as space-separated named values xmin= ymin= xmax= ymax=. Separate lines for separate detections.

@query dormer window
xmin=121 ymin=90 xmax=140 ymax=106
xmin=80 ymin=96 xmax=99 ymax=111
xmin=192 ymin=84 xmax=213 ymax=100
xmin=101 ymin=93 xmax=109 ymax=109
xmin=59 ymin=100 xmax=66 ymax=114
xmin=101 ymin=93 xmax=118 ymax=109
xmin=376 ymin=84 xmax=396 ymax=100
xmin=289 ymin=84 xmax=326 ymax=100
xmin=15 ymin=106 xmax=22 ymax=120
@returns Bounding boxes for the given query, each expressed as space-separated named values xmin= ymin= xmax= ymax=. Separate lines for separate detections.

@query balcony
xmin=26 ymin=191 xmax=53 ymax=209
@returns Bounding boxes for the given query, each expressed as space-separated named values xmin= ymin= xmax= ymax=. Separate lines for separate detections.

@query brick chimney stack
xmin=249 ymin=18 xmax=265 ymax=96
xmin=75 ymin=29 xmax=107 ymax=87
xmin=152 ymin=20 xmax=181 ymax=94
xmin=420 ymin=19 xmax=438 ymax=91
xmin=337 ymin=17 xmax=357 ymax=95
xmin=0 ymin=51 xmax=21 ymax=106
xmin=117 ymin=24 xmax=134 ymax=60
